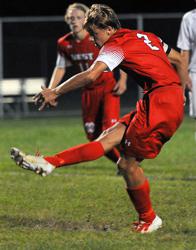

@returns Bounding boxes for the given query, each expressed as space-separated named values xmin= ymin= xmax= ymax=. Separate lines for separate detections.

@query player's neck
xmin=73 ymin=29 xmax=88 ymax=41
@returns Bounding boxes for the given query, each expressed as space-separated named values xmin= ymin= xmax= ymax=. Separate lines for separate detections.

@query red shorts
xmin=119 ymin=85 xmax=184 ymax=160
xmin=81 ymin=85 xmax=120 ymax=140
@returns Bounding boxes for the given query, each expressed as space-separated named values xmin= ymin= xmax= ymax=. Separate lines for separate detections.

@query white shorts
xmin=189 ymin=72 xmax=196 ymax=118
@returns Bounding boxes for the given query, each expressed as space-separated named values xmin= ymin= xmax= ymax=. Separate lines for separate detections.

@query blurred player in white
xmin=47 ymin=3 xmax=127 ymax=164
xmin=177 ymin=1 xmax=196 ymax=139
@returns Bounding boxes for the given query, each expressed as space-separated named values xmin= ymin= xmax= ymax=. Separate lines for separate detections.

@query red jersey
xmin=57 ymin=32 xmax=115 ymax=90
xmin=95 ymin=28 xmax=180 ymax=91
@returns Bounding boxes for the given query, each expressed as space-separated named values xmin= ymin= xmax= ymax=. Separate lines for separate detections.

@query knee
xmin=117 ymin=157 xmax=128 ymax=175
xmin=96 ymin=123 xmax=125 ymax=152
xmin=117 ymin=157 xmax=138 ymax=175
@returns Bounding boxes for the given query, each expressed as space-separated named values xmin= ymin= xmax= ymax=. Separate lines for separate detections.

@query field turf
xmin=0 ymin=116 xmax=196 ymax=250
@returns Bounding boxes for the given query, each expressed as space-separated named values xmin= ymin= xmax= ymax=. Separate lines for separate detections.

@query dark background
xmin=1 ymin=0 xmax=195 ymax=17
xmin=1 ymin=0 xmax=194 ymax=116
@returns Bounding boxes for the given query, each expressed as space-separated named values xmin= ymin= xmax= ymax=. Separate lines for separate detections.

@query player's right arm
xmin=167 ymin=48 xmax=191 ymax=90
xmin=176 ymin=13 xmax=192 ymax=90
xmin=113 ymin=69 xmax=127 ymax=96
xmin=179 ymin=50 xmax=192 ymax=90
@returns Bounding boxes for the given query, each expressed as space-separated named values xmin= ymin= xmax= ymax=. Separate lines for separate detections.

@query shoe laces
xmin=35 ymin=150 xmax=41 ymax=157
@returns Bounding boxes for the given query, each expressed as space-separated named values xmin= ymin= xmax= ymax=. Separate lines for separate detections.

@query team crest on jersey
xmin=85 ymin=122 xmax=95 ymax=134
xmin=66 ymin=44 xmax=72 ymax=49
xmin=111 ymin=119 xmax=117 ymax=124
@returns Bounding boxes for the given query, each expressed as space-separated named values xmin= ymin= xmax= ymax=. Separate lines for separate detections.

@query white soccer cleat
xmin=10 ymin=147 xmax=55 ymax=176
xmin=133 ymin=215 xmax=162 ymax=233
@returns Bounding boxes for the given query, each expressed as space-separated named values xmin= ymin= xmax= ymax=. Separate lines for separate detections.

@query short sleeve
xmin=177 ymin=15 xmax=191 ymax=50
xmin=94 ymin=45 xmax=124 ymax=71
xmin=158 ymin=37 xmax=171 ymax=54
xmin=56 ymin=52 xmax=72 ymax=68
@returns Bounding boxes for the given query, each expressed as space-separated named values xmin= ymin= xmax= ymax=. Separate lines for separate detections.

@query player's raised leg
xmin=10 ymin=122 xmax=126 ymax=176
xmin=10 ymin=147 xmax=55 ymax=176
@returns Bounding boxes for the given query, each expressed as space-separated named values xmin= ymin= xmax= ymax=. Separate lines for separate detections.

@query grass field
xmin=0 ymin=116 xmax=196 ymax=250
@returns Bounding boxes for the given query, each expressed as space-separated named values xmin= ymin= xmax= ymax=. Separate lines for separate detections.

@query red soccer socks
xmin=44 ymin=141 xmax=105 ymax=167
xmin=127 ymin=179 xmax=156 ymax=223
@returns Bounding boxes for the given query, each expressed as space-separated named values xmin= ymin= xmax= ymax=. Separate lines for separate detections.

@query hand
xmin=112 ymin=80 xmax=127 ymax=96
xmin=186 ymin=76 xmax=192 ymax=91
xmin=33 ymin=92 xmax=44 ymax=108
xmin=33 ymin=86 xmax=58 ymax=111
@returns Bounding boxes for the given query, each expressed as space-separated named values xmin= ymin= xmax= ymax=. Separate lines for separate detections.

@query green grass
xmin=0 ymin=116 xmax=196 ymax=250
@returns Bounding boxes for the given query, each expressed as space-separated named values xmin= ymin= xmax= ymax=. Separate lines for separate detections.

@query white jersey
xmin=177 ymin=9 xmax=196 ymax=72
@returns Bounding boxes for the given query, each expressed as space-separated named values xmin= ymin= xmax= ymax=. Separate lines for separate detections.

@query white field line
xmin=1 ymin=171 xmax=196 ymax=181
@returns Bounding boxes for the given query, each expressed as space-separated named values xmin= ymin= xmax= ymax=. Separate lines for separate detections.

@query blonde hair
xmin=64 ymin=3 xmax=89 ymax=23
xmin=84 ymin=4 xmax=121 ymax=31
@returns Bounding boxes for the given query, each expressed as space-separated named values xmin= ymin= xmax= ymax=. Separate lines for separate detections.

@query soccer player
xmin=11 ymin=4 xmax=188 ymax=233
xmin=177 ymin=2 xmax=196 ymax=139
xmin=47 ymin=3 xmax=127 ymax=165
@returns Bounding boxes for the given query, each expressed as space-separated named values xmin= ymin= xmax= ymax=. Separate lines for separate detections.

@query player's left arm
xmin=35 ymin=61 xmax=108 ymax=110
xmin=55 ymin=61 xmax=108 ymax=94
xmin=113 ymin=69 xmax=127 ymax=95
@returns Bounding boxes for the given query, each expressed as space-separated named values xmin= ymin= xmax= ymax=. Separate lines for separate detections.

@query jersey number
xmin=137 ymin=33 xmax=159 ymax=51
xmin=79 ymin=62 xmax=89 ymax=72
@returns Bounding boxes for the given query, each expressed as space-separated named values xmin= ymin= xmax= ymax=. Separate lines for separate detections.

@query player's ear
xmin=107 ymin=26 xmax=114 ymax=36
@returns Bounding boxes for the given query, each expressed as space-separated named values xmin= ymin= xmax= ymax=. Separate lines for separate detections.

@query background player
xmin=11 ymin=4 xmax=188 ymax=233
xmin=47 ymin=3 xmax=127 ymax=164
xmin=177 ymin=1 xmax=196 ymax=139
